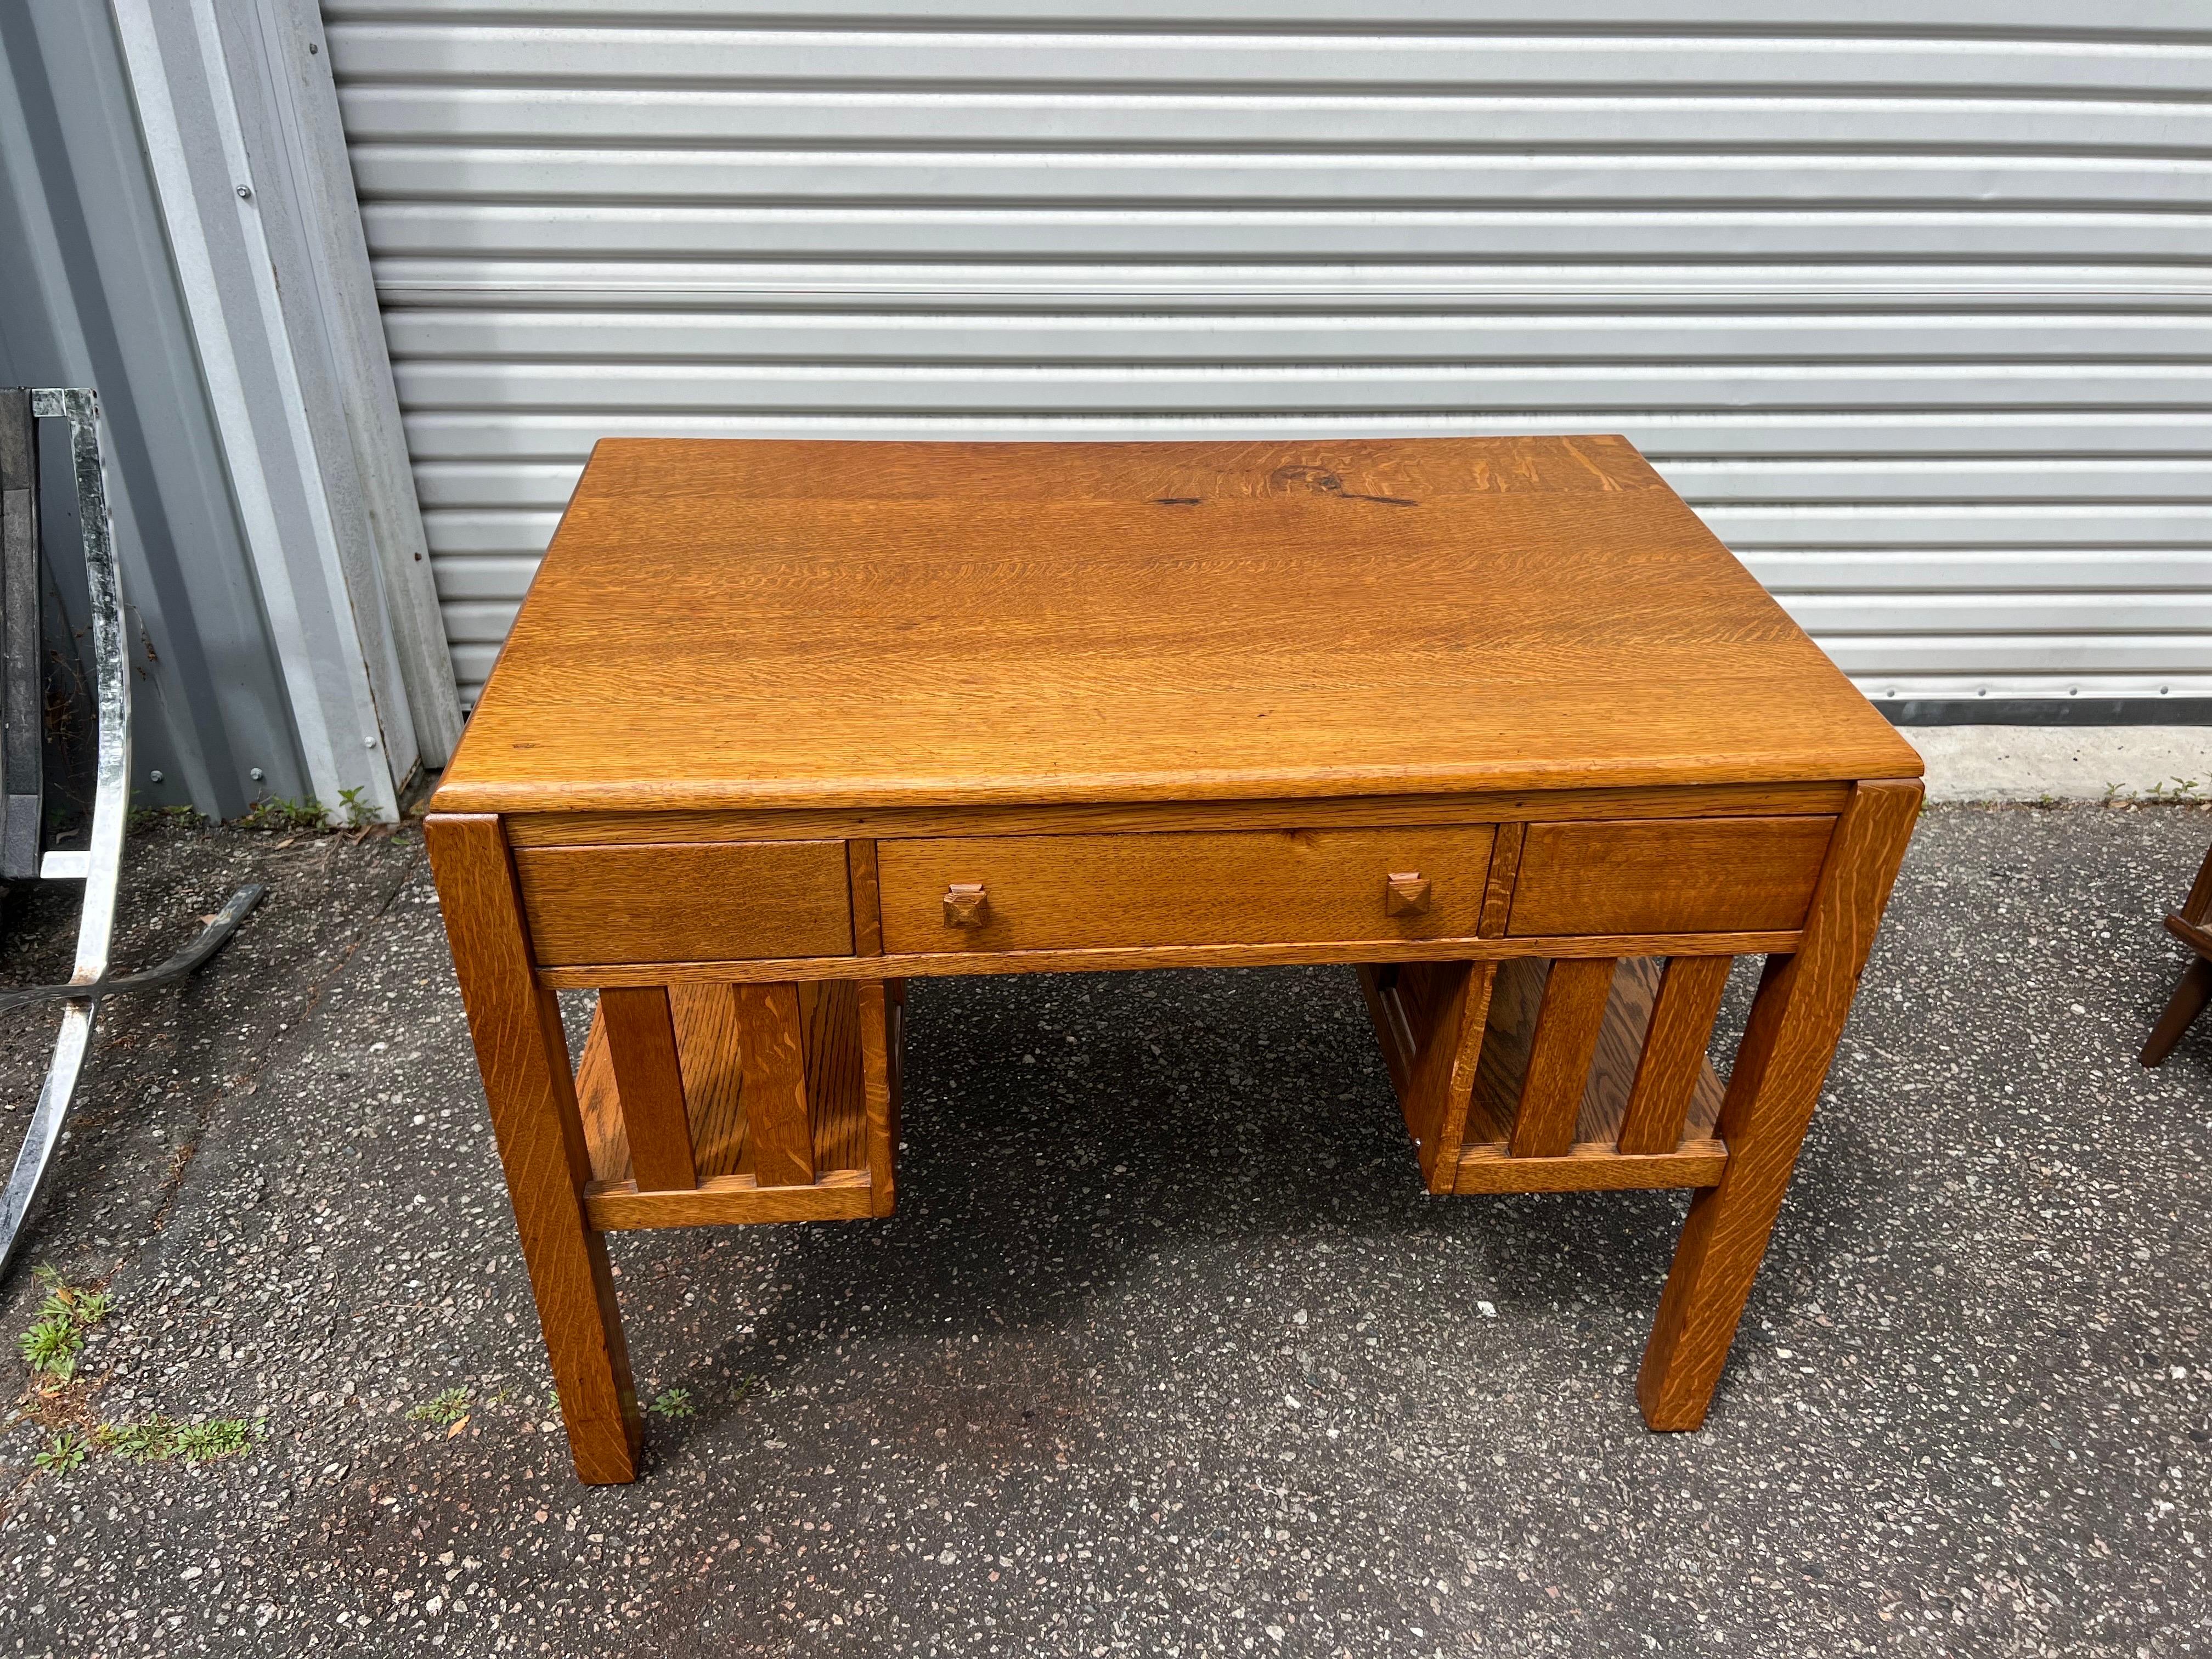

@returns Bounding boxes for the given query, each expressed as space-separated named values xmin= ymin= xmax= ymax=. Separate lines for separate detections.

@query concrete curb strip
xmin=1900 ymin=726 xmax=2212 ymax=804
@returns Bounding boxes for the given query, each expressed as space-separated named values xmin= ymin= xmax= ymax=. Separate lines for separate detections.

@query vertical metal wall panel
xmin=1 ymin=2 xmax=309 ymax=817
xmin=321 ymin=1 xmax=2212 ymax=712
xmin=116 ymin=0 xmax=421 ymax=822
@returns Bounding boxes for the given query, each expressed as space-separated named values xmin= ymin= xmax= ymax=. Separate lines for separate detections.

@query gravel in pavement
xmin=0 ymin=803 xmax=2207 ymax=1656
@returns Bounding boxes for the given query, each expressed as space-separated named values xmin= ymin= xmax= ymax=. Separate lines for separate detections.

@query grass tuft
xmin=32 ymin=1430 xmax=88 ymax=1475
xmin=408 ymin=1386 xmax=472 ymax=1426
xmin=14 ymin=1271 xmax=112 ymax=1386
xmin=98 ymin=1415 xmax=180 ymax=1462
xmin=647 ymin=1387 xmax=695 ymax=1420
xmin=174 ymin=1418 xmax=251 ymax=1464
xmin=127 ymin=803 xmax=201 ymax=836
xmin=236 ymin=795 xmax=328 ymax=833
xmin=335 ymin=786 xmax=377 ymax=830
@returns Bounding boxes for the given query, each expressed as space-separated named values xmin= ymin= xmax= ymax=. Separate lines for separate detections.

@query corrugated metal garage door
xmin=321 ymin=1 xmax=2212 ymax=714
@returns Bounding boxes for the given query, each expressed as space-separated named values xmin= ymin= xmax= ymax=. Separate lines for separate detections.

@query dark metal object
xmin=1882 ymin=698 xmax=2212 ymax=727
xmin=0 ymin=883 xmax=266 ymax=1016
xmin=1 ymin=390 xmax=43 ymax=879
xmin=0 ymin=390 xmax=258 ymax=1280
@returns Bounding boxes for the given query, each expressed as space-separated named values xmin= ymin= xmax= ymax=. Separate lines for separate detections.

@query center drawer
xmin=876 ymin=825 xmax=1497 ymax=955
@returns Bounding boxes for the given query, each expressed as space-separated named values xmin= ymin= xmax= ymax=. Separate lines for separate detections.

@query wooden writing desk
xmin=426 ymin=437 xmax=1922 ymax=1485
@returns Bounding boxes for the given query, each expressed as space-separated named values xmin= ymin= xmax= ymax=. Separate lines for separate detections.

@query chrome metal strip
xmin=0 ymin=389 xmax=131 ymax=1278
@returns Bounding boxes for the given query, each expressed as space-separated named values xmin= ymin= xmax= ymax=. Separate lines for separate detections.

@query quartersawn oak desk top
xmin=431 ymin=436 xmax=1921 ymax=816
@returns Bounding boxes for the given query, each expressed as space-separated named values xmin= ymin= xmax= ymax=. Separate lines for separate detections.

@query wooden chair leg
xmin=2143 ymin=958 xmax=2212 ymax=1067
xmin=426 ymin=814 xmax=642 ymax=1483
xmin=1637 ymin=780 xmax=1921 ymax=1430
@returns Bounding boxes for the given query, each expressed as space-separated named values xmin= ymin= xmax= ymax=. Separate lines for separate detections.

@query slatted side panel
xmin=323 ymin=1 xmax=2212 ymax=709
xmin=800 ymin=980 xmax=871 ymax=1176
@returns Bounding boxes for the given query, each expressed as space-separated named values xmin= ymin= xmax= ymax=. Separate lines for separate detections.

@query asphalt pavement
xmin=0 ymin=802 xmax=2207 ymax=1657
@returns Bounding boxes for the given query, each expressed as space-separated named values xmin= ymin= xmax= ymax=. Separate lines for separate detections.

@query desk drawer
xmin=877 ymin=825 xmax=1495 ymax=955
xmin=1508 ymin=816 xmax=1834 ymax=938
xmin=514 ymin=841 xmax=853 ymax=966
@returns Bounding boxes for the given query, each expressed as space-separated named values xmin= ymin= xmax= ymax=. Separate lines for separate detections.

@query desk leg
xmin=1637 ymin=780 xmax=1920 ymax=1430
xmin=426 ymin=814 xmax=642 ymax=1483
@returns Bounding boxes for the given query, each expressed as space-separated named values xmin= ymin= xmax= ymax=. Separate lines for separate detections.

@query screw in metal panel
xmin=250 ymin=768 xmax=265 ymax=782
xmin=364 ymin=735 xmax=377 ymax=749
xmin=235 ymin=185 xmax=252 ymax=199
xmin=149 ymin=769 xmax=164 ymax=784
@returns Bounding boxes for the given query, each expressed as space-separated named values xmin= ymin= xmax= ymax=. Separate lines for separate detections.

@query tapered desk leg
xmin=426 ymin=813 xmax=642 ymax=1483
xmin=2143 ymin=958 xmax=2212 ymax=1066
xmin=1638 ymin=780 xmax=1922 ymax=1430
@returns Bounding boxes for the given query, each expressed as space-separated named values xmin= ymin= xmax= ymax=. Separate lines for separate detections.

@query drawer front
xmin=1508 ymin=816 xmax=1834 ymax=938
xmin=877 ymin=825 xmax=1496 ymax=955
xmin=514 ymin=841 xmax=853 ymax=966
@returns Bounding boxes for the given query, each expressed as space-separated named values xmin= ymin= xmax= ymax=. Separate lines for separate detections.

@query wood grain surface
xmin=1637 ymin=777 xmax=1923 ymax=1430
xmin=423 ymin=814 xmax=641 ymax=1483
xmin=573 ymin=1012 xmax=628 ymax=1186
xmin=596 ymin=987 xmax=696 ymax=1192
xmin=1453 ymin=1142 xmax=1728 ymax=1195
xmin=1477 ymin=821 xmax=1526 ymax=938
xmin=1506 ymin=958 xmax=1619 ymax=1158
xmin=731 ymin=984 xmax=815 ymax=1188
xmin=431 ymin=438 xmax=1920 ymax=815
xmin=513 ymin=840 xmax=853 ymax=965
xmin=1616 ymin=955 xmax=1735 ymax=1156
xmin=800 ymin=981 xmax=868 ymax=1177
xmin=1357 ymin=960 xmax=1497 ymax=1191
xmin=670 ymin=983 xmax=748 ymax=1177
xmin=859 ymin=978 xmax=901 ymax=1217
xmin=498 ymin=782 xmax=1853 ymax=847
xmin=538 ymin=927 xmax=1801 ymax=989
xmin=586 ymin=1169 xmax=874 ymax=1231
xmin=877 ymin=825 xmax=1495 ymax=955
xmin=1509 ymin=816 xmax=1835 ymax=938
xmin=1453 ymin=953 xmax=1727 ymax=1189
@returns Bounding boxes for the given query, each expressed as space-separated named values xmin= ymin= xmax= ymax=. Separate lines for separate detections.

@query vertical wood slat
xmin=1638 ymin=778 xmax=1922 ymax=1431
xmin=572 ymin=1012 xmax=629 ymax=1185
xmin=849 ymin=838 xmax=884 ymax=954
xmin=1616 ymin=955 xmax=1734 ymax=1155
xmin=735 ymin=983 xmax=815 ymax=1187
xmin=1357 ymin=961 xmax=1497 ymax=1192
xmin=1355 ymin=963 xmax=1418 ymax=1097
xmin=847 ymin=843 xmax=896 ymax=1211
xmin=1411 ymin=961 xmax=1497 ymax=1190
xmin=598 ymin=987 xmax=697 ymax=1192
xmin=670 ymin=983 xmax=747 ymax=1177
xmin=800 ymin=980 xmax=868 ymax=1172
xmin=859 ymin=978 xmax=900 ymax=1216
xmin=1478 ymin=821 xmax=1525 ymax=938
xmin=1508 ymin=957 xmax=1617 ymax=1158
xmin=423 ymin=814 xmax=640 ymax=1485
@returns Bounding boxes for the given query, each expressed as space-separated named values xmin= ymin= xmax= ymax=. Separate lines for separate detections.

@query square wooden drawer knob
xmin=1385 ymin=872 xmax=1432 ymax=916
xmin=943 ymin=882 xmax=990 ymax=928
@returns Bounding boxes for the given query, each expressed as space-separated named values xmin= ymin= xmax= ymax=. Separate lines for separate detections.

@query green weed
xmin=32 ymin=1430 xmax=88 ymax=1475
xmin=14 ymin=1271 xmax=111 ymax=1385
xmin=127 ymin=804 xmax=201 ymax=835
xmin=236 ymin=795 xmax=328 ymax=833
xmin=408 ymin=1386 xmax=472 ymax=1426
xmin=98 ymin=1415 xmax=181 ymax=1462
xmin=647 ymin=1387 xmax=694 ymax=1420
xmin=336 ymin=786 xmax=377 ymax=830
xmin=173 ymin=1418 xmax=251 ymax=1463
